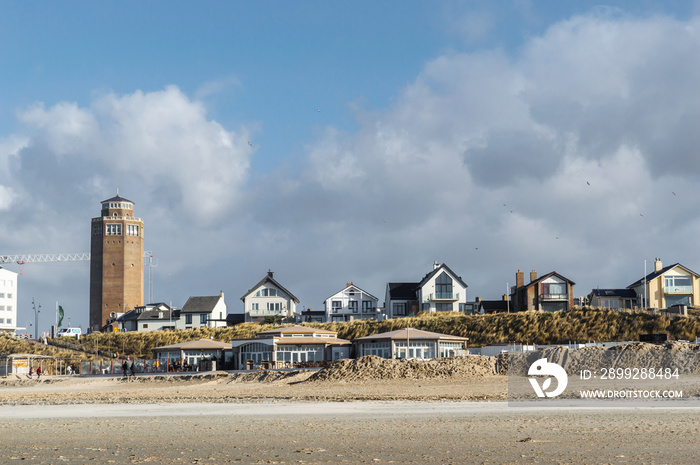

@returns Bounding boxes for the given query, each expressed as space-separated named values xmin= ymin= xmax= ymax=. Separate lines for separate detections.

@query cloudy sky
xmin=2 ymin=1 xmax=700 ymax=332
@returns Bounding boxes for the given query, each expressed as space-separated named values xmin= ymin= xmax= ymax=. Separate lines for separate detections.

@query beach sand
xmin=1 ymin=373 xmax=698 ymax=464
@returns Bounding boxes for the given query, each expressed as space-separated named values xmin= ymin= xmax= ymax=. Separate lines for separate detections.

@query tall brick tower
xmin=89 ymin=195 xmax=144 ymax=331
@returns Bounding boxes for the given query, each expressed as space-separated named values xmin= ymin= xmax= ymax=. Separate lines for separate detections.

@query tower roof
xmin=102 ymin=195 xmax=134 ymax=204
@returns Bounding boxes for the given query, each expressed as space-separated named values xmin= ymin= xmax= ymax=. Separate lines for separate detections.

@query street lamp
xmin=32 ymin=299 xmax=41 ymax=339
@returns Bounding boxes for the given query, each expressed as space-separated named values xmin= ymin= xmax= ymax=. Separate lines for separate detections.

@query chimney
xmin=433 ymin=261 xmax=439 ymax=270
xmin=475 ymin=296 xmax=481 ymax=302
xmin=267 ymin=270 xmax=274 ymax=278
xmin=516 ymin=270 xmax=524 ymax=288
xmin=346 ymin=282 xmax=353 ymax=287
xmin=655 ymin=258 xmax=663 ymax=272
xmin=502 ymin=294 xmax=508 ymax=301
xmin=530 ymin=270 xmax=537 ymax=282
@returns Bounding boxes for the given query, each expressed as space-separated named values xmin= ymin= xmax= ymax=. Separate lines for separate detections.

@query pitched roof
xmin=257 ymin=324 xmax=337 ymax=336
xmin=240 ymin=271 xmax=300 ymax=303
xmin=137 ymin=309 xmax=180 ymax=321
xmin=355 ymin=327 xmax=468 ymax=342
xmin=323 ymin=283 xmax=378 ymax=303
xmin=386 ymin=282 xmax=419 ymax=300
xmin=181 ymin=295 xmax=222 ymax=313
xmin=520 ymin=271 xmax=576 ymax=288
xmin=627 ymin=263 xmax=700 ymax=288
xmin=417 ymin=263 xmax=468 ymax=289
xmin=479 ymin=300 xmax=510 ymax=313
xmin=153 ymin=338 xmax=231 ymax=351
xmin=102 ymin=195 xmax=134 ymax=204
xmin=590 ymin=289 xmax=637 ymax=298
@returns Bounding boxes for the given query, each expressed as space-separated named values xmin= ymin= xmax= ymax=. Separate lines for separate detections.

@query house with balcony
xmin=384 ymin=262 xmax=469 ymax=319
xmin=324 ymin=282 xmax=379 ymax=322
xmin=627 ymin=258 xmax=700 ymax=309
xmin=354 ymin=327 xmax=469 ymax=360
xmin=241 ymin=271 xmax=300 ymax=323
xmin=510 ymin=270 xmax=575 ymax=312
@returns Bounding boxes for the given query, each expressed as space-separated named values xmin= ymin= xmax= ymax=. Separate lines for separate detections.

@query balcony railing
xmin=429 ymin=292 xmax=459 ymax=301
xmin=665 ymin=285 xmax=693 ymax=294
xmin=249 ymin=309 xmax=285 ymax=317
xmin=540 ymin=293 xmax=568 ymax=301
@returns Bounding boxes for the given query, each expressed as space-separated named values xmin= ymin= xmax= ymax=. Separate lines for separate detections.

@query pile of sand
xmin=306 ymin=355 xmax=506 ymax=382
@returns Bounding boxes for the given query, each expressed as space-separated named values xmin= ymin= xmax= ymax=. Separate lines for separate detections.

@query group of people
xmin=121 ymin=357 xmax=137 ymax=378
xmin=28 ymin=366 xmax=42 ymax=379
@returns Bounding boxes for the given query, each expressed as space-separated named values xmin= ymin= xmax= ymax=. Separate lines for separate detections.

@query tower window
xmin=106 ymin=224 xmax=122 ymax=235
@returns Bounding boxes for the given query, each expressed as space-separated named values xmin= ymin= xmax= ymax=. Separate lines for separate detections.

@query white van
xmin=57 ymin=327 xmax=82 ymax=337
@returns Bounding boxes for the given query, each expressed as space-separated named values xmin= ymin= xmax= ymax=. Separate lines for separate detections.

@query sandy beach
xmin=1 ymin=372 xmax=698 ymax=464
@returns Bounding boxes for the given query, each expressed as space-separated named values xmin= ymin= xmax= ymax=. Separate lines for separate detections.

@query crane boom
xmin=0 ymin=253 xmax=91 ymax=264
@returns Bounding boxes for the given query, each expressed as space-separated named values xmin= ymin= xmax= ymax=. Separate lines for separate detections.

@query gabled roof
xmin=520 ymin=271 xmax=576 ymax=288
xmin=152 ymin=338 xmax=231 ymax=351
xmin=479 ymin=300 xmax=510 ymax=313
xmin=323 ymin=283 xmax=378 ymax=303
xmin=137 ymin=309 xmax=180 ymax=321
xmin=417 ymin=263 xmax=468 ymax=289
xmin=181 ymin=295 xmax=223 ymax=313
xmin=240 ymin=271 xmax=300 ymax=303
xmin=355 ymin=327 xmax=468 ymax=342
xmin=627 ymin=263 xmax=700 ymax=288
xmin=386 ymin=282 xmax=419 ymax=300
xmin=590 ymin=289 xmax=637 ymax=298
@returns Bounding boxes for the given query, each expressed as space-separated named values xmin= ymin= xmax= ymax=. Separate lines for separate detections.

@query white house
xmin=240 ymin=271 xmax=299 ymax=323
xmin=179 ymin=292 xmax=228 ymax=329
xmin=324 ymin=282 xmax=379 ymax=322
xmin=384 ymin=262 xmax=469 ymax=319
xmin=0 ymin=266 xmax=18 ymax=335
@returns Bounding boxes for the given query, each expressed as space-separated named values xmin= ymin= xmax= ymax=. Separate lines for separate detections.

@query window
xmin=143 ymin=324 xmax=148 ymax=329
xmin=332 ymin=301 xmax=342 ymax=313
xmin=6 ymin=293 xmax=12 ymax=299
xmin=665 ymin=276 xmax=692 ymax=293
xmin=0 ymin=318 xmax=4 ymax=324
xmin=542 ymin=283 xmax=566 ymax=297
xmin=602 ymin=299 xmax=620 ymax=310
xmin=185 ymin=314 xmax=193 ymax=324
xmin=0 ymin=306 xmax=4 ymax=311
xmin=200 ymin=314 xmax=208 ymax=324
xmin=348 ymin=301 xmax=358 ymax=313
xmin=126 ymin=224 xmax=140 ymax=236
xmin=393 ymin=303 xmax=406 ymax=316
xmin=251 ymin=303 xmax=259 ymax=310
xmin=105 ymin=224 xmax=122 ymax=235
xmin=435 ymin=272 xmax=453 ymax=299
xmin=435 ymin=303 xmax=453 ymax=312
xmin=267 ymin=302 xmax=281 ymax=312
xmin=254 ymin=288 xmax=278 ymax=297
xmin=362 ymin=300 xmax=374 ymax=314
xmin=0 ymin=293 xmax=4 ymax=298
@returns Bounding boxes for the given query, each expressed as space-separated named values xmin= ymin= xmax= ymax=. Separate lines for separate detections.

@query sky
xmin=2 ymin=0 xmax=700 ymax=333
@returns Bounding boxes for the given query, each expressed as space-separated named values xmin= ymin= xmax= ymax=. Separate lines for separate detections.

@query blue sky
xmin=2 ymin=1 xmax=700 ymax=333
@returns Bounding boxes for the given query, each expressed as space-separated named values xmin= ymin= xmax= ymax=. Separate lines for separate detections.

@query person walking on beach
xmin=122 ymin=359 xmax=128 ymax=378
xmin=130 ymin=360 xmax=136 ymax=378
xmin=36 ymin=366 xmax=42 ymax=380
xmin=28 ymin=366 xmax=33 ymax=379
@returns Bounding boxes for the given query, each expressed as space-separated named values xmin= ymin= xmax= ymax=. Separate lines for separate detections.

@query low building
xmin=354 ymin=327 xmax=469 ymax=360
xmin=588 ymin=289 xmax=636 ymax=310
xmin=152 ymin=338 xmax=232 ymax=369
xmin=231 ymin=325 xmax=351 ymax=369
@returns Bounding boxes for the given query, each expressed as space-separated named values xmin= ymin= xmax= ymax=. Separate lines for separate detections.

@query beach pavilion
xmin=354 ymin=328 xmax=469 ymax=360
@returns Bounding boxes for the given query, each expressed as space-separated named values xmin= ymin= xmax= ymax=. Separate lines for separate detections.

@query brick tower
xmin=89 ymin=195 xmax=144 ymax=331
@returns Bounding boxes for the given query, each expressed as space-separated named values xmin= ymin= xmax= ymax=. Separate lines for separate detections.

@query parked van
xmin=57 ymin=327 xmax=82 ymax=337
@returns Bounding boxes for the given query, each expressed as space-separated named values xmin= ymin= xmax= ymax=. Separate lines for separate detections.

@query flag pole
xmin=55 ymin=301 xmax=58 ymax=336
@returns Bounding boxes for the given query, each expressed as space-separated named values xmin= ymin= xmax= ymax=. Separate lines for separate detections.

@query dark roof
xmin=181 ymin=295 xmax=223 ymax=313
xmin=102 ymin=195 xmax=134 ymax=204
xmin=240 ymin=271 xmax=300 ymax=303
xmin=417 ymin=263 xmax=468 ymax=289
xmin=590 ymin=289 xmax=637 ymax=298
xmin=479 ymin=300 xmax=510 ymax=313
xmin=355 ymin=327 xmax=468 ymax=342
xmin=386 ymin=282 xmax=419 ymax=300
xmin=137 ymin=309 xmax=180 ymax=321
xmin=226 ymin=313 xmax=246 ymax=325
xmin=521 ymin=271 xmax=576 ymax=288
xmin=301 ymin=310 xmax=326 ymax=316
xmin=627 ymin=263 xmax=700 ymax=288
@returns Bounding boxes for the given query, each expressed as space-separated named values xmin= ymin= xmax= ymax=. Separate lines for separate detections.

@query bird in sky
xmin=672 ymin=191 xmax=676 ymax=195
xmin=586 ymin=181 xmax=590 ymax=186
xmin=248 ymin=141 xmax=253 ymax=147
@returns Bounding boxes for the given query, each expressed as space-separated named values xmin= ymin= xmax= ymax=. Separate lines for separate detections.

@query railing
xmin=249 ymin=309 xmax=285 ymax=317
xmin=665 ymin=286 xmax=693 ymax=294
xmin=540 ymin=293 xmax=568 ymax=301
xmin=429 ymin=292 xmax=459 ymax=301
